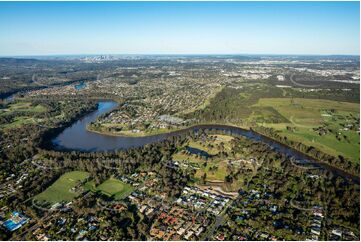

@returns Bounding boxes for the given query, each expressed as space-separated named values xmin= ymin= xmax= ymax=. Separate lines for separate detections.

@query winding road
xmin=289 ymin=73 xmax=321 ymax=88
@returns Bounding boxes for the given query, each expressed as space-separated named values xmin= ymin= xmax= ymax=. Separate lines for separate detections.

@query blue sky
xmin=0 ymin=1 xmax=359 ymax=56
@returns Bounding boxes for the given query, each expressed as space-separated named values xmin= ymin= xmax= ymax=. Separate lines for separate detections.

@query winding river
xmin=52 ymin=101 xmax=359 ymax=182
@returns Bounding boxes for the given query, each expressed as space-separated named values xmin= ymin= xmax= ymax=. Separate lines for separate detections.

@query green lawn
xmin=96 ymin=178 xmax=133 ymax=200
xmin=34 ymin=171 xmax=90 ymax=204
xmin=254 ymin=98 xmax=360 ymax=163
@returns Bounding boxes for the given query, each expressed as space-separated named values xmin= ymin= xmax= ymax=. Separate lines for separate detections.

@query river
xmin=52 ymin=101 xmax=358 ymax=182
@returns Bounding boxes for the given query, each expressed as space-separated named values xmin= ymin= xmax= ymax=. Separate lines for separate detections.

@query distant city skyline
xmin=0 ymin=1 xmax=359 ymax=56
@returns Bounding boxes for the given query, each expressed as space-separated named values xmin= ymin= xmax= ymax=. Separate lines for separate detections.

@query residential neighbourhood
xmin=0 ymin=5 xmax=359 ymax=239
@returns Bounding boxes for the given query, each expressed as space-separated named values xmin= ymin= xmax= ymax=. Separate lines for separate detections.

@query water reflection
xmin=52 ymin=101 xmax=358 ymax=182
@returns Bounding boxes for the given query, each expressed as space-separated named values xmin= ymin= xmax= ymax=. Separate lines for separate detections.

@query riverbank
xmin=86 ymin=121 xmax=360 ymax=178
xmin=86 ymin=125 xmax=182 ymax=137
xmin=86 ymin=121 xmax=250 ymax=138
xmin=50 ymin=100 xmax=359 ymax=182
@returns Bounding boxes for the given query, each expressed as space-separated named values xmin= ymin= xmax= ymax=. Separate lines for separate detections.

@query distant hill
xmin=0 ymin=57 xmax=41 ymax=64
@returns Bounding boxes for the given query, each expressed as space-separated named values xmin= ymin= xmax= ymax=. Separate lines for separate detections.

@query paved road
xmin=289 ymin=73 xmax=320 ymax=88
xmin=203 ymin=199 xmax=234 ymax=240
xmin=204 ymin=214 xmax=226 ymax=240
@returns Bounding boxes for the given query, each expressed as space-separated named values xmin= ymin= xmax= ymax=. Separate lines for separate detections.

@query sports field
xmin=96 ymin=178 xmax=133 ymax=200
xmin=34 ymin=171 xmax=90 ymax=204
xmin=253 ymin=98 xmax=360 ymax=163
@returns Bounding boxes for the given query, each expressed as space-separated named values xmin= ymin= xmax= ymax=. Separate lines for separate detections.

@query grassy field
xmin=193 ymin=159 xmax=245 ymax=192
xmin=188 ymin=135 xmax=234 ymax=155
xmin=173 ymin=135 xmax=235 ymax=163
xmin=172 ymin=152 xmax=206 ymax=163
xmin=253 ymin=98 xmax=360 ymax=163
xmin=194 ymin=159 xmax=228 ymax=181
xmin=95 ymin=178 xmax=133 ymax=200
xmin=188 ymin=141 xmax=219 ymax=156
xmin=186 ymin=85 xmax=359 ymax=162
xmin=0 ymin=102 xmax=47 ymax=115
xmin=208 ymin=134 xmax=234 ymax=151
xmin=2 ymin=116 xmax=37 ymax=128
xmin=173 ymin=144 xmax=228 ymax=182
xmin=34 ymin=171 xmax=90 ymax=204
xmin=174 ymin=134 xmax=245 ymax=192
xmin=0 ymin=102 xmax=47 ymax=129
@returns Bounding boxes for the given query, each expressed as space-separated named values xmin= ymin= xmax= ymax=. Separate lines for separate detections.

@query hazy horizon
xmin=1 ymin=53 xmax=360 ymax=58
xmin=0 ymin=1 xmax=359 ymax=56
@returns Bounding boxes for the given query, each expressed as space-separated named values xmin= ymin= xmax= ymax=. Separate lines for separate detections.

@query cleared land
xmin=192 ymin=157 xmax=245 ymax=192
xmin=173 ymin=135 xmax=247 ymax=192
xmin=253 ymin=98 xmax=360 ymax=163
xmin=187 ymin=86 xmax=359 ymax=163
xmin=0 ymin=102 xmax=47 ymax=129
xmin=0 ymin=102 xmax=47 ymax=114
xmin=34 ymin=171 xmax=89 ymax=204
xmin=172 ymin=152 xmax=205 ymax=164
xmin=188 ymin=135 xmax=234 ymax=155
